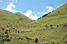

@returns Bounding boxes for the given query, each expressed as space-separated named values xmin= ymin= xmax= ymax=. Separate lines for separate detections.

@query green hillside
xmin=0 ymin=3 xmax=67 ymax=44
xmin=0 ymin=9 xmax=31 ymax=24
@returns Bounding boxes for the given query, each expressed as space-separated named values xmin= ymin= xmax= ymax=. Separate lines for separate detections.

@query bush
xmin=35 ymin=38 xmax=38 ymax=43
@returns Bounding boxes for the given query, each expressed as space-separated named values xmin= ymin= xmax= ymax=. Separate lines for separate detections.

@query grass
xmin=0 ymin=3 xmax=67 ymax=44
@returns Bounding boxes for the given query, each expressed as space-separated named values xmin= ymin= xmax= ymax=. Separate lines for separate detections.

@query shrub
xmin=35 ymin=38 xmax=38 ymax=43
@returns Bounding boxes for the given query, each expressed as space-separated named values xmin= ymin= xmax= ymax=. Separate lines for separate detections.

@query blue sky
xmin=0 ymin=0 xmax=67 ymax=20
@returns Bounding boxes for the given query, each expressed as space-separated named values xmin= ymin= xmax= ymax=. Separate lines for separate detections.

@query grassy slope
xmin=0 ymin=9 xmax=32 ymax=30
xmin=0 ymin=9 xmax=31 ymax=24
xmin=0 ymin=3 xmax=67 ymax=44
xmin=19 ymin=3 xmax=67 ymax=44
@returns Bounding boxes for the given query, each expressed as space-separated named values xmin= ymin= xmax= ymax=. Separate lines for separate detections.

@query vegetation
xmin=0 ymin=3 xmax=67 ymax=44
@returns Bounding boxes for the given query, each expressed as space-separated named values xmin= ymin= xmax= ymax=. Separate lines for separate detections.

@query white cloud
xmin=25 ymin=10 xmax=33 ymax=19
xmin=33 ymin=14 xmax=38 ymax=20
xmin=32 ymin=6 xmax=54 ymax=19
xmin=5 ymin=3 xmax=38 ymax=20
xmin=5 ymin=2 xmax=16 ymax=12
xmin=23 ymin=10 xmax=38 ymax=20
xmin=46 ymin=6 xmax=54 ymax=13
xmin=5 ymin=3 xmax=54 ymax=20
